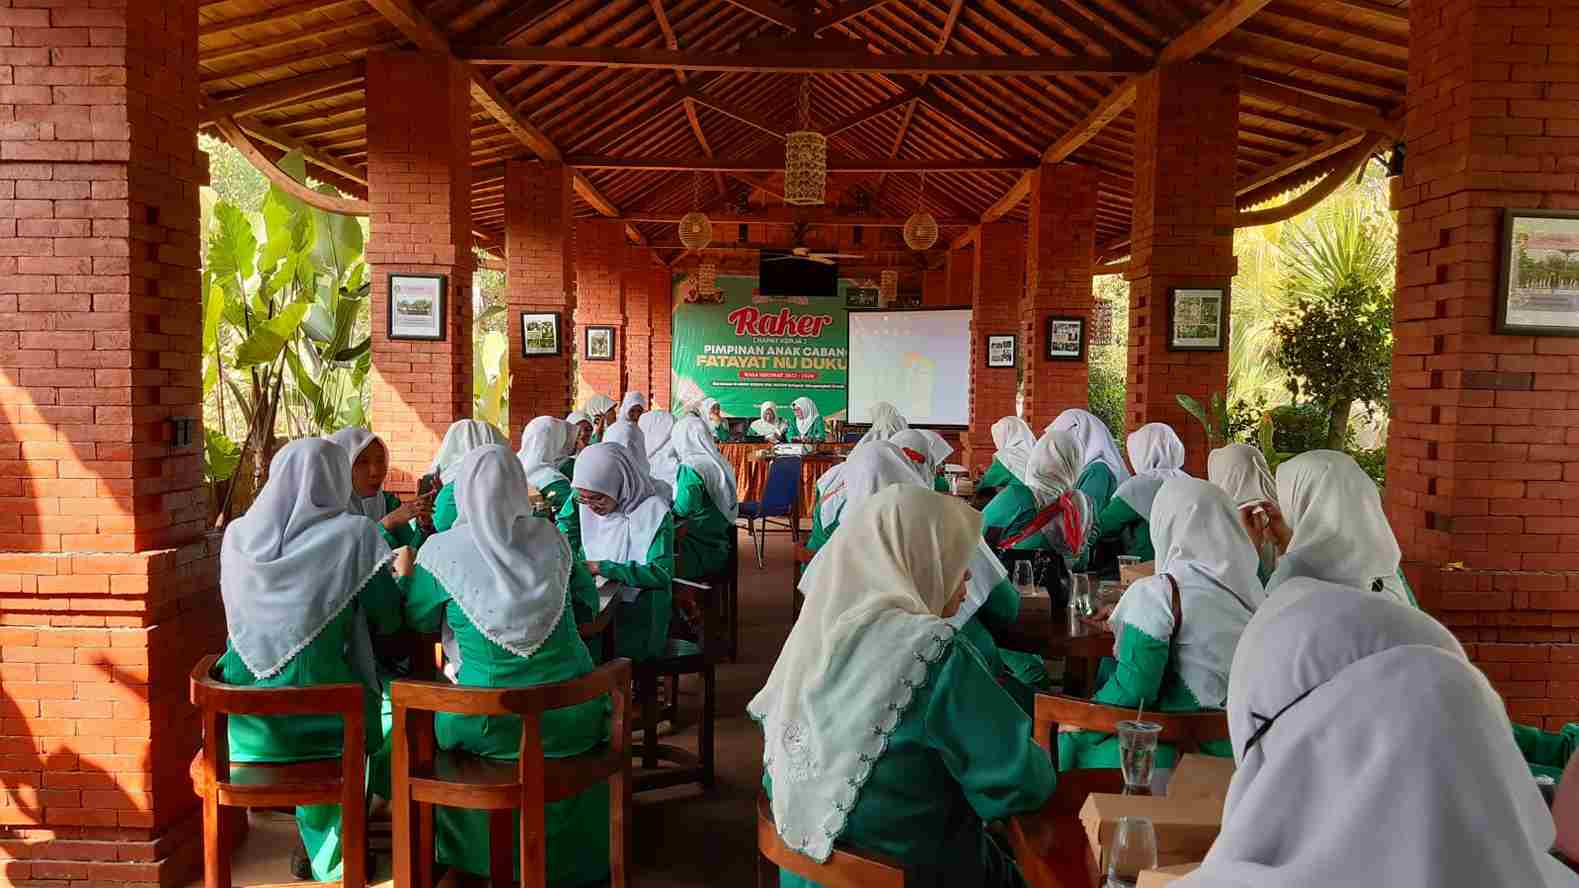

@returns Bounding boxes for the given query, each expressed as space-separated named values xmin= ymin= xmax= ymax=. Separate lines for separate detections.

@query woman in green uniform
xmin=806 ymin=442 xmax=915 ymax=552
xmin=981 ymin=430 xmax=1095 ymax=559
xmin=582 ymin=394 xmax=617 ymax=443
xmin=428 ymin=419 xmax=507 ymax=534
xmin=752 ymin=485 xmax=1056 ymax=888
xmin=405 ymin=445 xmax=610 ymax=888
xmin=517 ymin=416 xmax=578 ymax=519
xmin=1047 ymin=408 xmax=1129 ymax=509
xmin=750 ymin=401 xmax=790 ymax=442
xmin=699 ymin=397 xmax=730 ymax=442
xmin=327 ymin=428 xmax=430 ymax=550
xmin=217 ymin=438 xmax=405 ymax=882
xmin=1057 ymin=478 xmax=1258 ymax=771
xmin=979 ymin=416 xmax=1035 ymax=496
xmin=669 ymin=415 xmax=738 ymax=580
xmin=790 ymin=396 xmax=826 ymax=442
xmin=637 ymin=410 xmax=680 ymax=491
xmin=603 ymin=419 xmax=672 ymax=505
xmin=562 ymin=410 xmax=594 ymax=477
xmin=565 ymin=443 xmax=675 ymax=662
xmin=1207 ymin=444 xmax=1281 ymax=583
xmin=1083 ymin=422 xmax=1187 ymax=565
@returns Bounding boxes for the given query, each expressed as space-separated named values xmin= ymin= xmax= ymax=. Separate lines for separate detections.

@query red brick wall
xmin=1023 ymin=164 xmax=1097 ymax=431
xmin=623 ymin=246 xmax=652 ymax=403
xmin=921 ymin=267 xmax=949 ymax=306
xmin=649 ymin=265 xmax=673 ymax=409
xmin=1125 ymin=61 xmax=1238 ymax=476
xmin=0 ymin=2 xmax=222 ymax=884
xmin=1390 ymin=0 xmax=1579 ymax=725
xmin=365 ymin=51 xmax=473 ymax=493
xmin=967 ymin=224 xmax=1024 ymax=470
xmin=946 ymin=246 xmax=973 ymax=305
xmin=574 ymin=220 xmax=626 ymax=404
xmin=504 ymin=160 xmax=574 ymax=441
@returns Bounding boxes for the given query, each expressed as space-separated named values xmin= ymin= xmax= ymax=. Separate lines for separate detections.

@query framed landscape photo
xmin=1497 ymin=208 xmax=1579 ymax=336
xmin=584 ymin=325 xmax=616 ymax=362
xmin=1045 ymin=315 xmax=1086 ymax=361
xmin=986 ymin=334 xmax=1017 ymax=368
xmin=387 ymin=273 xmax=446 ymax=341
xmin=1168 ymin=287 xmax=1226 ymax=351
xmin=520 ymin=311 xmax=561 ymax=357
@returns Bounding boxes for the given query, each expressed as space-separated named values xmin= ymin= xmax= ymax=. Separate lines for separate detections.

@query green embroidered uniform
xmin=555 ymin=495 xmax=676 ymax=662
xmin=673 ymin=464 xmax=730 ymax=579
xmin=794 ymin=415 xmax=826 ymax=442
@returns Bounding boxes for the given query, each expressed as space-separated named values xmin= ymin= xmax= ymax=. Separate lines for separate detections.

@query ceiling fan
xmin=761 ymin=222 xmax=863 ymax=265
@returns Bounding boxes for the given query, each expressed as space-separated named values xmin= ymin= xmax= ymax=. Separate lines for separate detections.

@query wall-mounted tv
xmin=759 ymin=249 xmax=839 ymax=297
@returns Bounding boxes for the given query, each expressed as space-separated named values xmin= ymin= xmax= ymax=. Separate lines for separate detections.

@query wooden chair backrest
xmin=1032 ymin=694 xmax=1230 ymax=754
xmin=755 ymin=793 xmax=905 ymax=888
xmin=1008 ymin=769 xmax=1124 ymax=888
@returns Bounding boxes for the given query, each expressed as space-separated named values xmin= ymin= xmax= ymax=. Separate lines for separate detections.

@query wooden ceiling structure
xmin=197 ymin=0 xmax=1409 ymax=264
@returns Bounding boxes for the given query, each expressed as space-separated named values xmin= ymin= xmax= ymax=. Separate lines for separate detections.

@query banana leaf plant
xmin=1176 ymin=392 xmax=1231 ymax=450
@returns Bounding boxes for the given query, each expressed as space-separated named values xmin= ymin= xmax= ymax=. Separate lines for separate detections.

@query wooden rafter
xmin=1237 ymin=134 xmax=1385 ymax=226
xmin=1240 ymin=78 xmax=1403 ymax=140
xmin=455 ymin=0 xmax=567 ymax=41
xmin=1235 ymin=127 xmax=1367 ymax=197
xmin=457 ymin=45 xmax=1152 ymax=76
xmin=201 ymin=62 xmax=365 ymax=125
xmin=200 ymin=0 xmax=366 ymax=38
xmin=814 ymin=0 xmax=900 ymax=32
xmin=683 ymin=88 xmax=786 ymax=139
xmin=824 ymin=88 xmax=917 ymax=137
xmin=565 ymin=156 xmax=1038 ymax=172
xmin=235 ymin=118 xmax=368 ymax=186
xmin=719 ymin=0 xmax=802 ymax=30
xmin=620 ymin=210 xmax=973 ymax=227
xmin=868 ymin=0 xmax=963 ymax=208
xmin=214 ymin=117 xmax=373 ymax=216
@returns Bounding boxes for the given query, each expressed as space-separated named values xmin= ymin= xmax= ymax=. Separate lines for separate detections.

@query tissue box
xmin=1138 ymin=863 xmax=1201 ymax=886
xmin=1167 ymin=754 xmax=1234 ymax=806
xmin=1079 ymin=792 xmax=1222 ymax=870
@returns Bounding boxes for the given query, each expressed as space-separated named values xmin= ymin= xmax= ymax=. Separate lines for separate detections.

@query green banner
xmin=671 ymin=273 xmax=850 ymax=420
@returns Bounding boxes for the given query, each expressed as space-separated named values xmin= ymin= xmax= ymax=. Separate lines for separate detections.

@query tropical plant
xmin=1086 ymin=275 xmax=1130 ymax=438
xmin=473 ymin=328 xmax=510 ymax=430
xmin=1177 ymin=392 xmax=1232 ymax=450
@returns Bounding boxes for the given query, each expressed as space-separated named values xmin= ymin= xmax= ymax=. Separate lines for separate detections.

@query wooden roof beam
xmin=213 ymin=117 xmax=372 ymax=216
xmin=1328 ymin=0 xmax=1409 ymax=25
xmin=720 ymin=0 xmax=804 ymax=31
xmin=814 ymin=0 xmax=900 ymax=32
xmin=1239 ymin=77 xmax=1403 ymax=141
xmin=1235 ymin=127 xmax=1367 ymax=196
xmin=233 ymin=119 xmax=368 ymax=186
xmin=619 ymin=210 xmax=974 ymax=227
xmin=824 ymin=88 xmax=919 ymax=137
xmin=456 ymin=45 xmax=1151 ymax=77
xmin=683 ymin=88 xmax=786 ymax=139
xmin=566 ymin=156 xmax=1039 ymax=172
xmin=200 ymin=62 xmax=366 ymax=125
xmin=199 ymin=0 xmax=365 ymax=37
xmin=455 ymin=0 xmax=568 ymax=42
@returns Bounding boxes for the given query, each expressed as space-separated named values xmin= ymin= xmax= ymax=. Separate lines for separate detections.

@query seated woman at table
xmin=1078 ymin=422 xmax=1187 ymax=568
xmin=669 ymin=415 xmax=738 ymax=581
xmin=893 ymin=429 xmax=955 ymax=492
xmin=750 ymin=401 xmax=790 ymax=442
xmin=603 ymin=419 xmax=673 ymax=505
xmin=563 ymin=410 xmax=594 ymax=474
xmin=856 ymin=400 xmax=909 ymax=445
xmin=404 ymin=445 xmax=611 ymax=888
xmin=789 ymin=396 xmax=826 ymax=442
xmin=560 ymin=443 xmax=675 ymax=662
xmin=699 ymin=397 xmax=730 ymax=442
xmin=1058 ymin=478 xmax=1258 ymax=772
xmin=753 ymin=485 xmax=1056 ymax=888
xmin=327 ymin=428 xmax=431 ymax=551
xmin=517 ymin=416 xmax=579 ymax=519
xmin=619 ymin=390 xmax=647 ymax=423
xmin=980 ymin=430 xmax=1095 ymax=560
xmin=1047 ymin=407 xmax=1129 ymax=510
xmin=582 ymin=393 xmax=618 ymax=444
xmin=979 ymin=416 xmax=1035 ymax=496
xmin=1207 ymin=443 xmax=1281 ymax=583
xmin=217 ymin=438 xmax=407 ymax=882
xmin=638 ymin=410 xmax=680 ymax=488
xmin=427 ymin=419 xmax=507 ymax=534
xmin=1173 ymin=578 xmax=1574 ymax=888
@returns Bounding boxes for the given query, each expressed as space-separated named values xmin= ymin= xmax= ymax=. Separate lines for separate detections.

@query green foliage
xmin=1350 ymin=447 xmax=1388 ymax=486
xmin=1085 ymin=275 xmax=1130 ymax=439
xmin=200 ymin=134 xmax=269 ymax=214
xmin=1177 ymin=392 xmax=1231 ymax=449
xmin=203 ymin=428 xmax=242 ymax=482
xmin=1270 ymin=402 xmax=1332 ymax=453
xmin=473 ymin=329 xmax=510 ymax=429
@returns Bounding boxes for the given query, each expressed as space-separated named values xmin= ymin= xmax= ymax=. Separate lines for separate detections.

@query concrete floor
xmin=206 ymin=526 xmax=796 ymax=888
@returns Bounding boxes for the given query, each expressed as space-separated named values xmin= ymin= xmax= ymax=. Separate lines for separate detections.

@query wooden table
xmin=998 ymin=595 xmax=1114 ymax=697
xmin=1008 ymin=768 xmax=1176 ymax=888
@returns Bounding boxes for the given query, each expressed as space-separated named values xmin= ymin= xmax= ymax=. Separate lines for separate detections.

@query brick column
xmin=623 ymin=246 xmax=653 ymax=402
xmin=947 ymin=246 xmax=974 ymax=304
xmin=365 ymin=51 xmax=472 ymax=492
xmin=574 ymin=220 xmax=627 ymax=402
xmin=1023 ymin=164 xmax=1098 ymax=431
xmin=650 ymin=265 xmax=674 ymax=408
xmin=0 ymin=1 xmax=221 ymax=883
xmin=1389 ymin=0 xmax=1579 ymax=725
xmin=921 ymin=266 xmax=949 ymax=306
xmin=504 ymin=160 xmax=574 ymax=441
xmin=966 ymin=224 xmax=1024 ymax=470
xmin=1125 ymin=61 xmax=1239 ymax=476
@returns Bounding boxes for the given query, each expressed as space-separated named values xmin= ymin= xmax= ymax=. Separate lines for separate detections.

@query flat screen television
xmin=759 ymin=249 xmax=839 ymax=297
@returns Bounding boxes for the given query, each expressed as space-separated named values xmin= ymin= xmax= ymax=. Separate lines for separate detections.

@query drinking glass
xmin=1105 ymin=816 xmax=1159 ymax=888
xmin=1012 ymin=560 xmax=1038 ymax=596
xmin=1117 ymin=555 xmax=1142 ymax=569
xmin=1117 ymin=720 xmax=1163 ymax=794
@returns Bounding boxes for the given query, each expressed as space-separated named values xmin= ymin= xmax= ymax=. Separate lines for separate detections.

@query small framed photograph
xmin=584 ymin=325 xmax=616 ymax=362
xmin=846 ymin=287 xmax=879 ymax=308
xmin=1498 ymin=208 xmax=1579 ymax=336
xmin=985 ymin=334 xmax=1017 ymax=368
xmin=1168 ymin=287 xmax=1227 ymax=351
xmin=387 ymin=273 xmax=447 ymax=341
xmin=519 ymin=311 xmax=561 ymax=357
xmin=1045 ymin=315 xmax=1086 ymax=361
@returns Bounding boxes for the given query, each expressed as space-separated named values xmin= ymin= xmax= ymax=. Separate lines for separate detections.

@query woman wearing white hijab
xmin=752 ymin=486 xmax=1055 ymax=886
xmin=428 ymin=419 xmax=507 ymax=533
xmin=1175 ymin=579 xmax=1577 ymax=888
xmin=1208 ymin=444 xmax=1281 ymax=582
xmin=1059 ymin=478 xmax=1260 ymax=771
xmin=889 ymin=428 xmax=946 ymax=490
xmin=1085 ymin=422 xmax=1189 ymax=565
xmin=637 ymin=410 xmax=680 ymax=490
xmin=1263 ymin=450 xmax=1416 ymax=606
xmin=698 ymin=397 xmax=729 ymax=442
xmin=1048 ymin=407 xmax=1130 ymax=509
xmin=856 ymin=400 xmax=909 ymax=446
xmin=602 ymin=419 xmax=673 ymax=504
xmin=217 ymin=438 xmax=404 ymax=882
xmin=405 ymin=446 xmax=610 ymax=886
xmin=980 ymin=416 xmax=1036 ymax=494
xmin=516 ymin=416 xmax=578 ymax=518
xmin=790 ymin=396 xmax=826 ymax=442
xmin=563 ymin=410 xmax=593 ymax=470
xmin=750 ymin=401 xmax=790 ymax=441
xmin=619 ymin=390 xmax=647 ymax=423
xmin=582 ymin=394 xmax=618 ymax=443
xmin=326 ymin=428 xmax=430 ymax=550
xmin=563 ymin=443 xmax=675 ymax=662
xmin=807 ymin=441 xmax=920 ymax=553
xmin=670 ymin=416 xmax=739 ymax=581
xmin=982 ymin=430 xmax=1096 ymax=560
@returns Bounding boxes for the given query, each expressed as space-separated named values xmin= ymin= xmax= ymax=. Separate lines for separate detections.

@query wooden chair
xmin=188 ymin=654 xmax=368 ymax=888
xmin=388 ymin=659 xmax=633 ymax=888
xmin=1031 ymin=694 xmax=1230 ymax=754
xmin=1008 ymin=769 xmax=1123 ymax=888
xmin=755 ymin=792 xmax=905 ymax=888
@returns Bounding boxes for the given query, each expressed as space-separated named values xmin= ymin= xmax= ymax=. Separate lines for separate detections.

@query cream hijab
xmin=1113 ymin=422 xmax=1188 ymax=518
xmin=516 ymin=416 xmax=575 ymax=493
xmin=220 ymin=438 xmax=394 ymax=680
xmin=672 ymin=415 xmax=739 ymax=521
xmin=430 ymin=419 xmax=507 ymax=484
xmin=619 ymin=390 xmax=648 ymax=422
xmin=1178 ymin=579 xmax=1573 ymax=888
xmin=326 ymin=427 xmax=389 ymax=521
xmin=791 ymin=396 xmax=820 ymax=429
xmin=571 ymin=442 xmax=669 ymax=565
xmin=1049 ymin=408 xmax=1129 ymax=483
xmin=990 ymin=416 xmax=1036 ymax=484
xmin=1265 ymin=450 xmax=1405 ymax=603
xmin=416 ymin=446 xmax=572 ymax=660
xmin=637 ymin=411 xmax=681 ymax=489
xmin=856 ymin=401 xmax=908 ymax=445
xmin=1208 ymin=444 xmax=1277 ymax=508
xmin=749 ymin=485 xmax=980 ymax=863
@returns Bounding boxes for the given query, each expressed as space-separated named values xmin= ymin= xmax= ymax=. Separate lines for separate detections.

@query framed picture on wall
xmin=387 ymin=273 xmax=446 ymax=341
xmin=585 ymin=325 xmax=616 ymax=362
xmin=1045 ymin=316 xmax=1086 ymax=361
xmin=520 ymin=312 xmax=561 ymax=356
xmin=846 ymin=287 xmax=879 ymax=308
xmin=1168 ymin=287 xmax=1227 ymax=351
xmin=986 ymin=334 xmax=1017 ymax=368
xmin=1497 ymin=208 xmax=1579 ymax=336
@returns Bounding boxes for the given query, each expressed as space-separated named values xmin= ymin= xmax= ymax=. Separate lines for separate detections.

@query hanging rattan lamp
xmin=903 ymin=172 xmax=939 ymax=251
xmin=784 ymin=77 xmax=827 ymax=206
xmin=677 ymin=173 xmax=713 ymax=250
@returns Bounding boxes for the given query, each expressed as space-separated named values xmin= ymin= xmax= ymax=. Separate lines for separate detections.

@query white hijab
xmin=1049 ymin=407 xmax=1130 ymax=483
xmin=604 ymin=419 xmax=673 ymax=503
xmin=916 ymin=429 xmax=953 ymax=466
xmin=517 ymin=416 xmax=575 ymax=493
xmin=326 ymin=427 xmax=388 ymax=521
xmin=584 ymin=394 xmax=617 ymax=424
xmin=638 ymin=411 xmax=681 ymax=488
xmin=749 ymin=485 xmax=980 ymax=863
xmin=990 ymin=416 xmax=1036 ymax=485
xmin=672 ymin=415 xmax=739 ymax=521
xmin=1208 ymin=444 xmax=1277 ymax=508
xmin=1265 ymin=450 xmax=1405 ymax=603
xmin=816 ymin=441 xmax=920 ymax=528
xmin=1021 ymin=429 xmax=1095 ymax=557
xmin=1178 ymin=580 xmax=1574 ymax=888
xmin=430 ymin=419 xmax=506 ymax=484
xmin=416 ymin=446 xmax=572 ymax=660
xmin=619 ymin=390 xmax=648 ymax=422
xmin=1113 ymin=422 xmax=1189 ymax=518
xmin=750 ymin=401 xmax=789 ymax=438
xmin=1113 ymin=478 xmax=1260 ymax=710
xmin=565 ymin=411 xmax=592 ymax=450
xmin=889 ymin=429 xmax=940 ymax=483
xmin=856 ymin=401 xmax=909 ymax=445
xmin=220 ymin=438 xmax=394 ymax=680
xmin=571 ymin=442 xmax=669 ymax=565
xmin=699 ymin=397 xmax=723 ymax=429
xmin=792 ymin=396 xmax=820 ymax=434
